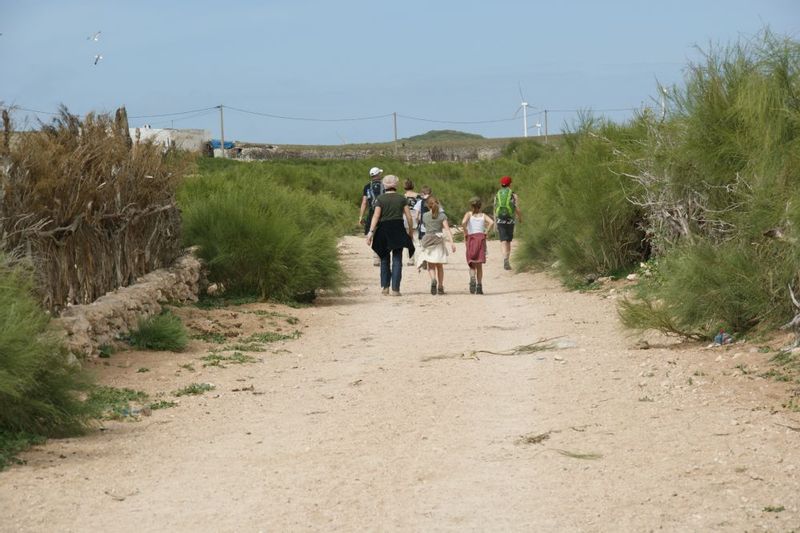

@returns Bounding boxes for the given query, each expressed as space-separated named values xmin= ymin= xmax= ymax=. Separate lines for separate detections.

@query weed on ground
xmin=0 ymin=431 xmax=46 ymax=470
xmin=85 ymin=386 xmax=149 ymax=420
xmin=173 ymin=383 xmax=215 ymax=397
xmin=200 ymin=352 xmax=259 ymax=368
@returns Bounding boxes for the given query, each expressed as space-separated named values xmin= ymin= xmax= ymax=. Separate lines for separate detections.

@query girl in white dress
xmin=415 ymin=196 xmax=456 ymax=295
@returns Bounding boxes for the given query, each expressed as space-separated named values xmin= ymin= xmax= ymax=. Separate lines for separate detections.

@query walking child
xmin=414 ymin=196 xmax=456 ymax=295
xmin=461 ymin=197 xmax=495 ymax=294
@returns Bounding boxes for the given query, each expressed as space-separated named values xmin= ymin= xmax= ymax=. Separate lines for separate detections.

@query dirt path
xmin=2 ymin=236 xmax=799 ymax=532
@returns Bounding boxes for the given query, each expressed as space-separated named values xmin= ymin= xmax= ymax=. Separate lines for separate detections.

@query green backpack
xmin=495 ymin=188 xmax=515 ymax=219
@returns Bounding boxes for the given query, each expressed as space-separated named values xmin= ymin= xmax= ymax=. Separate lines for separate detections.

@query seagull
xmin=94 ymin=54 xmax=103 ymax=65
xmin=87 ymin=31 xmax=101 ymax=41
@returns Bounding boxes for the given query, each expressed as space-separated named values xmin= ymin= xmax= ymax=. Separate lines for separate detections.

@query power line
xmin=128 ymin=106 xmax=218 ymax=119
xmin=6 ymin=105 xmax=60 ymax=116
xmin=224 ymin=105 xmax=393 ymax=123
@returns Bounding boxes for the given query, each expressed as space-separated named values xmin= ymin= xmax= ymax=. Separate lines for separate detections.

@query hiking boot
xmin=503 ymin=258 xmax=512 ymax=270
xmin=430 ymin=280 xmax=437 ymax=295
xmin=469 ymin=277 xmax=476 ymax=294
xmin=391 ymin=290 xmax=402 ymax=297
xmin=382 ymin=287 xmax=389 ymax=295
xmin=475 ymin=283 xmax=483 ymax=295
xmin=437 ymin=286 xmax=445 ymax=295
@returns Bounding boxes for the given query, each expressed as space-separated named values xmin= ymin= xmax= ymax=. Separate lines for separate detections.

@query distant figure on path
xmin=359 ymin=166 xmax=385 ymax=266
xmin=494 ymin=175 xmax=521 ymax=270
xmin=366 ymin=175 xmax=415 ymax=296
xmin=403 ymin=179 xmax=421 ymax=266
xmin=461 ymin=197 xmax=494 ymax=294
xmin=415 ymin=196 xmax=456 ymax=295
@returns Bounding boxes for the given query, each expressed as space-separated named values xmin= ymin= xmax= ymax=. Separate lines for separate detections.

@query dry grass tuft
xmin=0 ymin=106 xmax=188 ymax=312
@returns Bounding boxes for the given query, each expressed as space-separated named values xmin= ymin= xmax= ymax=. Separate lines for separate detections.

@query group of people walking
xmin=359 ymin=167 xmax=521 ymax=296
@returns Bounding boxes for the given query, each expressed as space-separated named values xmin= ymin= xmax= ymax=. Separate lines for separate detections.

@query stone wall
xmin=234 ymin=139 xmax=515 ymax=163
xmin=54 ymin=250 xmax=203 ymax=358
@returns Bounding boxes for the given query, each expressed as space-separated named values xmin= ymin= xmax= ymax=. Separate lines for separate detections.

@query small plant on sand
xmin=201 ymin=352 xmax=259 ymax=368
xmin=173 ymin=383 xmax=215 ymax=397
xmin=245 ymin=330 xmax=302 ymax=344
xmin=128 ymin=311 xmax=188 ymax=351
xmin=191 ymin=331 xmax=227 ymax=344
xmin=85 ymin=386 xmax=149 ymax=420
xmin=148 ymin=400 xmax=177 ymax=410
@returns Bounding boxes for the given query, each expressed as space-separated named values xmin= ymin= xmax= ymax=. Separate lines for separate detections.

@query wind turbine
xmin=514 ymin=84 xmax=530 ymax=138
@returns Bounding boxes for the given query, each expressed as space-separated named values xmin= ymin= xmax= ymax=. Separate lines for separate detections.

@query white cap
xmin=369 ymin=167 xmax=383 ymax=177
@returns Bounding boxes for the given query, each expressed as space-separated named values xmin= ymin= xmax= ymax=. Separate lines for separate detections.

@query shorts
xmin=497 ymin=219 xmax=515 ymax=241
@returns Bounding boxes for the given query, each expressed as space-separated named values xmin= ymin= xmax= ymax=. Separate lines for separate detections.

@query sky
xmin=1 ymin=0 xmax=798 ymax=145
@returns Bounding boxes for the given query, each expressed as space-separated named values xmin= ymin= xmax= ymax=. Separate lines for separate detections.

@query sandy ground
xmin=2 ymin=235 xmax=799 ymax=532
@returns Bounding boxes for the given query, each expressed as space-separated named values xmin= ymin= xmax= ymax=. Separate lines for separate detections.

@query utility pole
xmin=218 ymin=104 xmax=226 ymax=159
xmin=544 ymin=109 xmax=549 ymax=144
xmin=393 ymin=112 xmax=398 ymax=154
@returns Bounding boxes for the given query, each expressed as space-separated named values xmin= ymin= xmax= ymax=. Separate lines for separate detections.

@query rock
xmin=634 ymin=339 xmax=650 ymax=350
xmin=626 ymin=273 xmax=638 ymax=281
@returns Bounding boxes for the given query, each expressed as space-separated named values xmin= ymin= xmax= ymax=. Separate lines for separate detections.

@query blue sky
xmin=1 ymin=0 xmax=798 ymax=144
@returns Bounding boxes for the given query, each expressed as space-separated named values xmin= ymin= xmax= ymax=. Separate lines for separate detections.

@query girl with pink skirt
xmin=461 ymin=197 xmax=495 ymax=294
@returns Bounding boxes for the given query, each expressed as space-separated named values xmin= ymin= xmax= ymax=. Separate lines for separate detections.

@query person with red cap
xmin=494 ymin=175 xmax=521 ymax=270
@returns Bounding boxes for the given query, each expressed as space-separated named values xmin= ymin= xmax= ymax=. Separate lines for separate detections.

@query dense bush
xmin=619 ymin=31 xmax=800 ymax=337
xmin=180 ymin=163 xmax=350 ymax=300
xmin=128 ymin=310 xmax=188 ymax=351
xmin=514 ymin=117 xmax=649 ymax=280
xmin=0 ymin=254 xmax=92 ymax=439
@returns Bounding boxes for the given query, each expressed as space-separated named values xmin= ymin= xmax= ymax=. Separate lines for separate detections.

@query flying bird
xmin=94 ymin=54 xmax=103 ymax=65
xmin=87 ymin=31 xmax=101 ymax=41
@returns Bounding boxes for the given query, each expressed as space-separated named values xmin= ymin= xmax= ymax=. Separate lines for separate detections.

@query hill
xmin=403 ymin=130 xmax=484 ymax=142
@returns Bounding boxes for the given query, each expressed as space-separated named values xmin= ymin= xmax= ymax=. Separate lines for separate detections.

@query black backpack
xmin=366 ymin=180 xmax=385 ymax=209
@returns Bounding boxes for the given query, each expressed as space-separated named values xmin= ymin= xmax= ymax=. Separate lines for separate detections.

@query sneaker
xmin=469 ymin=277 xmax=476 ymax=294
xmin=391 ymin=290 xmax=402 ymax=297
xmin=503 ymin=258 xmax=512 ymax=270
xmin=476 ymin=283 xmax=483 ymax=295
xmin=430 ymin=280 xmax=437 ymax=295
xmin=381 ymin=287 xmax=389 ymax=295
xmin=437 ymin=286 xmax=445 ymax=295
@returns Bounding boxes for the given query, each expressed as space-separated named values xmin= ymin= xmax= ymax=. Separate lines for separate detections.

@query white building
xmin=129 ymin=126 xmax=211 ymax=152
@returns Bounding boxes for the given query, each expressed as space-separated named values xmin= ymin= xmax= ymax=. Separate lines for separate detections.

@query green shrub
xmin=617 ymin=30 xmax=800 ymax=337
xmin=514 ymin=118 xmax=648 ymax=279
xmin=620 ymin=239 xmax=797 ymax=338
xmin=180 ymin=164 xmax=351 ymax=300
xmin=128 ymin=310 xmax=188 ymax=351
xmin=0 ymin=254 xmax=92 ymax=439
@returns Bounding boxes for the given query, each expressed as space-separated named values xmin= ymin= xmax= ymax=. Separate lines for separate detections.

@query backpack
xmin=366 ymin=180 xmax=385 ymax=209
xmin=495 ymin=188 xmax=515 ymax=219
